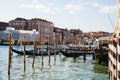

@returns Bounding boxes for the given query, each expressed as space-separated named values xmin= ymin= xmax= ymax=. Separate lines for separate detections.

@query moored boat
xmin=12 ymin=48 xmax=60 ymax=56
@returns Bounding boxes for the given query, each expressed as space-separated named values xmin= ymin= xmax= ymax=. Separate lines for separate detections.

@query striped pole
xmin=109 ymin=36 xmax=120 ymax=80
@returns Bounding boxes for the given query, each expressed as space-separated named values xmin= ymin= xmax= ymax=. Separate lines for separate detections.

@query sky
xmin=0 ymin=0 xmax=117 ymax=32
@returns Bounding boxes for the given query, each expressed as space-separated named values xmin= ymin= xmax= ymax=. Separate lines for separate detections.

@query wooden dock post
xmin=8 ymin=34 xmax=12 ymax=75
xmin=38 ymin=37 xmax=41 ymax=62
xmin=92 ymin=54 xmax=95 ymax=60
xmin=59 ymin=35 xmax=62 ymax=60
xmin=23 ymin=36 xmax=26 ymax=73
xmin=32 ymin=40 xmax=37 ymax=69
xmin=83 ymin=54 xmax=86 ymax=62
xmin=42 ymin=37 xmax=44 ymax=67
xmin=72 ymin=35 xmax=74 ymax=47
xmin=73 ymin=55 xmax=76 ymax=62
xmin=48 ymin=36 xmax=50 ymax=65
xmin=77 ymin=35 xmax=80 ymax=50
xmin=54 ymin=36 xmax=57 ymax=65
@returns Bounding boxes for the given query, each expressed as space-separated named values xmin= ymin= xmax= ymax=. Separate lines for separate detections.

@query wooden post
xmin=73 ymin=55 xmax=76 ymax=62
xmin=63 ymin=40 xmax=66 ymax=52
xmin=75 ymin=36 xmax=77 ymax=49
xmin=23 ymin=36 xmax=26 ymax=73
xmin=38 ymin=37 xmax=41 ymax=63
xmin=32 ymin=40 xmax=37 ymax=69
xmin=42 ymin=37 xmax=44 ymax=67
xmin=83 ymin=54 xmax=86 ymax=62
xmin=48 ymin=36 xmax=50 ymax=65
xmin=92 ymin=54 xmax=95 ymax=60
xmin=17 ymin=40 xmax=19 ymax=50
xmin=72 ymin=35 xmax=74 ymax=47
xmin=78 ymin=41 xmax=81 ymax=51
xmin=38 ymin=36 xmax=41 ymax=63
xmin=11 ymin=40 xmax=13 ymax=56
xmin=54 ymin=36 xmax=57 ymax=65
xmin=77 ymin=35 xmax=79 ymax=50
xmin=59 ymin=35 xmax=62 ymax=60
xmin=8 ymin=34 xmax=12 ymax=75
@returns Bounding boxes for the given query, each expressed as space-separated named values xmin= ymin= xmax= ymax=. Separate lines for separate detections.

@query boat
xmin=60 ymin=50 xmax=74 ymax=57
xmin=11 ymin=48 xmax=60 ymax=56
xmin=94 ymin=48 xmax=108 ymax=64
xmin=11 ymin=48 xmax=29 ymax=55
xmin=60 ymin=50 xmax=82 ymax=57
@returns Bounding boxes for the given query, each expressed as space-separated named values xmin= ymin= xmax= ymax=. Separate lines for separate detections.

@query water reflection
xmin=93 ymin=63 xmax=108 ymax=74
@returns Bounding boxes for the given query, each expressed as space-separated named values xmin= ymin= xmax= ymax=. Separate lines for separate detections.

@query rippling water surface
xmin=0 ymin=45 xmax=109 ymax=80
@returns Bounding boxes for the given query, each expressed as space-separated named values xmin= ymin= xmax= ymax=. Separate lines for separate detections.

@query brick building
xmin=9 ymin=17 xmax=28 ymax=30
xmin=28 ymin=18 xmax=54 ymax=37
xmin=88 ymin=31 xmax=110 ymax=39
xmin=54 ymin=27 xmax=65 ymax=44
xmin=28 ymin=18 xmax=54 ymax=43
xmin=61 ymin=29 xmax=83 ymax=45
xmin=0 ymin=22 xmax=8 ymax=31
xmin=9 ymin=17 xmax=54 ymax=43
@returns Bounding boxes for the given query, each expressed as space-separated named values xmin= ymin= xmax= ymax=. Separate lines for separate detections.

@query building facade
xmin=9 ymin=17 xmax=28 ymax=30
xmin=9 ymin=18 xmax=54 ymax=43
xmin=0 ymin=27 xmax=39 ymax=44
xmin=60 ymin=29 xmax=83 ymax=45
xmin=54 ymin=27 xmax=64 ymax=44
xmin=28 ymin=18 xmax=54 ymax=43
xmin=0 ymin=22 xmax=8 ymax=31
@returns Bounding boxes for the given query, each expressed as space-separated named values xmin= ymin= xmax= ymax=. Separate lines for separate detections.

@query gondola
xmin=60 ymin=51 xmax=73 ymax=57
xmin=60 ymin=50 xmax=80 ymax=57
xmin=11 ymin=48 xmax=28 ymax=55
xmin=12 ymin=48 xmax=60 ymax=56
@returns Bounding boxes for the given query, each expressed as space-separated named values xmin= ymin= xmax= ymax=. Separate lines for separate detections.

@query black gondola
xmin=12 ymin=48 xmax=60 ymax=56
xmin=60 ymin=50 xmax=81 ymax=57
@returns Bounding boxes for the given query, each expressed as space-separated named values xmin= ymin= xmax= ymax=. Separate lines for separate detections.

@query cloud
xmin=92 ymin=2 xmax=101 ymax=8
xmin=99 ymin=5 xmax=116 ymax=14
xmin=92 ymin=2 xmax=116 ymax=14
xmin=64 ymin=4 xmax=84 ymax=14
xmin=18 ymin=0 xmax=57 ymax=14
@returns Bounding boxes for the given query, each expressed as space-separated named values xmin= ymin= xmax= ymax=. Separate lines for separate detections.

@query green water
xmin=0 ymin=46 xmax=109 ymax=80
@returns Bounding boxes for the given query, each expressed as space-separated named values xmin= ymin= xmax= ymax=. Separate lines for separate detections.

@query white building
xmin=0 ymin=27 xmax=39 ymax=42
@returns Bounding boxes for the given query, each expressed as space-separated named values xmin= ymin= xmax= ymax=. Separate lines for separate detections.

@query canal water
xmin=0 ymin=45 xmax=109 ymax=80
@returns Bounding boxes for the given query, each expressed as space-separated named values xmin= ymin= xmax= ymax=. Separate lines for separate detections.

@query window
xmin=9 ymin=23 xmax=12 ymax=26
xmin=18 ymin=23 xmax=19 ymax=25
xmin=13 ymin=23 xmax=15 ymax=25
xmin=33 ymin=22 xmax=34 ymax=25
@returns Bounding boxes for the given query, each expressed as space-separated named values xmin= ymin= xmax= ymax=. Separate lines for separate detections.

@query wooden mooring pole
xmin=54 ymin=36 xmax=57 ymax=65
xmin=92 ymin=54 xmax=95 ymax=60
xmin=48 ymin=36 xmax=50 ymax=65
xmin=83 ymin=54 xmax=86 ymax=62
xmin=59 ymin=35 xmax=62 ymax=60
xmin=32 ymin=40 xmax=37 ymax=69
xmin=38 ymin=37 xmax=41 ymax=62
xmin=8 ymin=34 xmax=12 ymax=75
xmin=23 ymin=36 xmax=26 ymax=73
xmin=42 ymin=37 xmax=44 ymax=67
